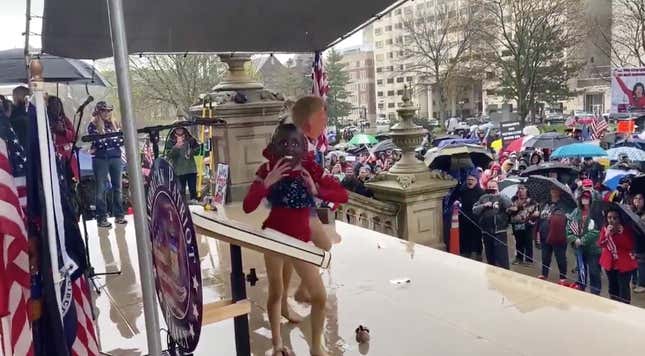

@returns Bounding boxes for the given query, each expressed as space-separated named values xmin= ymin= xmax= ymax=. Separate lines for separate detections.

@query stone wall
xmin=335 ymin=192 xmax=400 ymax=237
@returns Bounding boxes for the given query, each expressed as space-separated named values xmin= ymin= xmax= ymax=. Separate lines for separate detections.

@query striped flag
xmin=70 ymin=277 xmax=99 ymax=356
xmin=0 ymin=120 xmax=34 ymax=356
xmin=312 ymin=51 xmax=330 ymax=153
xmin=591 ymin=116 xmax=609 ymax=140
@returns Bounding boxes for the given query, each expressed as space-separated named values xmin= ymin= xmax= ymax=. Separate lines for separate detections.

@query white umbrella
xmin=606 ymin=147 xmax=645 ymax=162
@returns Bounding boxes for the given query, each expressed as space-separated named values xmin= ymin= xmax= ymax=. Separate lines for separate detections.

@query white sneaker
xmin=633 ymin=286 xmax=645 ymax=293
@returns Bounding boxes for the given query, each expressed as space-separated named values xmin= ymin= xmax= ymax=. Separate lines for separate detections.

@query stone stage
xmin=88 ymin=204 xmax=645 ymax=355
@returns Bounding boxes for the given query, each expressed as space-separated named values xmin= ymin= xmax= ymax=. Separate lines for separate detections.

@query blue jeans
xmin=93 ymin=157 xmax=124 ymax=221
xmin=578 ymin=251 xmax=601 ymax=295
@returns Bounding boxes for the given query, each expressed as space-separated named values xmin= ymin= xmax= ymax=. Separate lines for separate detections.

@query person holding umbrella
xmin=508 ymin=184 xmax=539 ymax=265
xmin=598 ymin=206 xmax=638 ymax=304
xmin=581 ymin=157 xmax=604 ymax=186
xmin=451 ymin=169 xmax=485 ymax=260
xmin=472 ymin=180 xmax=512 ymax=269
xmin=566 ymin=188 xmax=601 ymax=294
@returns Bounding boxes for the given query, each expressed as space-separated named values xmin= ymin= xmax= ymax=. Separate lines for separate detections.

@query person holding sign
xmin=243 ymin=123 xmax=347 ymax=356
xmin=614 ymin=72 xmax=645 ymax=111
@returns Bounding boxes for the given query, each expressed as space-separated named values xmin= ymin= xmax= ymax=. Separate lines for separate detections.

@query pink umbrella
xmin=503 ymin=135 xmax=534 ymax=154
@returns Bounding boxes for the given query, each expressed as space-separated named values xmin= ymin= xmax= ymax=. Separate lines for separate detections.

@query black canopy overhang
xmin=42 ymin=0 xmax=407 ymax=60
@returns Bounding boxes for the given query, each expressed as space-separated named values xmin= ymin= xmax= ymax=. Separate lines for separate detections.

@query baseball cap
xmin=93 ymin=101 xmax=113 ymax=115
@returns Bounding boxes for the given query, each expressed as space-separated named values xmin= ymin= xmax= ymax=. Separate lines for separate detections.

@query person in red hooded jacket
xmin=480 ymin=162 xmax=503 ymax=189
xmin=598 ymin=206 xmax=638 ymax=304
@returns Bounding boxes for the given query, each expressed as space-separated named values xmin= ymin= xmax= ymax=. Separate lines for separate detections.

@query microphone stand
xmin=71 ymin=105 xmax=122 ymax=299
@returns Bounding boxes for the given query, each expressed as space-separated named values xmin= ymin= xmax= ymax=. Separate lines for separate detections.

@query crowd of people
xmin=449 ymin=140 xmax=645 ymax=305
xmin=323 ymin=149 xmax=400 ymax=198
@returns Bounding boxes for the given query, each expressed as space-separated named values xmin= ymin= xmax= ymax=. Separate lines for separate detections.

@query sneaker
xmin=634 ymin=286 xmax=645 ymax=293
xmin=537 ymin=275 xmax=546 ymax=280
xmin=97 ymin=220 xmax=112 ymax=228
xmin=558 ymin=279 xmax=569 ymax=286
xmin=115 ymin=217 xmax=128 ymax=225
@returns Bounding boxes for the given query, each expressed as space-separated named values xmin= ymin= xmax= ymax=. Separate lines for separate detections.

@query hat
xmin=93 ymin=101 xmax=113 ymax=115
xmin=582 ymin=178 xmax=593 ymax=191
xmin=467 ymin=168 xmax=480 ymax=180
xmin=509 ymin=152 xmax=518 ymax=158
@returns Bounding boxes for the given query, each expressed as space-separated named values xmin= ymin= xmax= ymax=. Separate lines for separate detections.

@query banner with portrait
xmin=611 ymin=68 xmax=645 ymax=114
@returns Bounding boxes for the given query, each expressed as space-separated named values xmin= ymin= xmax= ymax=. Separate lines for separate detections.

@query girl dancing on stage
xmin=243 ymin=123 xmax=347 ymax=356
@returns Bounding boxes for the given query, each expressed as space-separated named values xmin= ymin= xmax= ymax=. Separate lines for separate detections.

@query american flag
xmin=312 ymin=51 xmax=330 ymax=153
xmin=591 ymin=116 xmax=609 ymax=140
xmin=567 ymin=219 xmax=580 ymax=237
xmin=70 ymin=277 xmax=99 ymax=356
xmin=0 ymin=121 xmax=33 ymax=356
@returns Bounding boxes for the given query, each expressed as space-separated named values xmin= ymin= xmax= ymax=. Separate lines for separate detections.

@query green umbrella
xmin=348 ymin=133 xmax=378 ymax=146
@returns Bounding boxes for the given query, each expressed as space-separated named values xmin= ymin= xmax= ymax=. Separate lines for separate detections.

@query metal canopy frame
xmin=37 ymin=0 xmax=410 ymax=354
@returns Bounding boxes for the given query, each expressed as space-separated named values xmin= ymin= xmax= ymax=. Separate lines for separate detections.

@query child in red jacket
xmin=598 ymin=207 xmax=638 ymax=304
xmin=243 ymin=123 xmax=347 ymax=356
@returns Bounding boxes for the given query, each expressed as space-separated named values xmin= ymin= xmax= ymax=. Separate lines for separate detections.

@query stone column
xmin=366 ymin=86 xmax=456 ymax=249
xmin=191 ymin=54 xmax=285 ymax=201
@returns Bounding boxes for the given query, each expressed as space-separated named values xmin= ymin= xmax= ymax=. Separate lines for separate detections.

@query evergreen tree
xmin=325 ymin=48 xmax=353 ymax=127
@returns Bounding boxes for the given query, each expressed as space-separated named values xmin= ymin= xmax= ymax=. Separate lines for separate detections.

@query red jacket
xmin=598 ymin=226 xmax=638 ymax=272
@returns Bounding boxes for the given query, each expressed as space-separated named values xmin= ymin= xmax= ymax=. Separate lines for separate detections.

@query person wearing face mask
xmin=566 ymin=189 xmax=601 ymax=294
xmin=472 ymin=180 xmax=512 ymax=269
xmin=451 ymin=169 xmax=485 ymax=260
xmin=509 ymin=184 xmax=539 ymax=265
xmin=598 ymin=207 xmax=638 ymax=304
xmin=537 ymin=187 xmax=569 ymax=282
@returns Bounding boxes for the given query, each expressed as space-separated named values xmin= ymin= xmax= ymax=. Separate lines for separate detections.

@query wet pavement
xmin=88 ymin=204 xmax=645 ymax=355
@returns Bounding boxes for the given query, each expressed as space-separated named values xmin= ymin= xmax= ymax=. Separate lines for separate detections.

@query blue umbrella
xmin=606 ymin=147 xmax=645 ymax=162
xmin=551 ymin=143 xmax=607 ymax=159
xmin=603 ymin=168 xmax=639 ymax=190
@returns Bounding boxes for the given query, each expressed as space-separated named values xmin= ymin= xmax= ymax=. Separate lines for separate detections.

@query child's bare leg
xmin=292 ymin=259 xmax=329 ymax=356
xmin=280 ymin=261 xmax=302 ymax=323
xmin=295 ymin=217 xmax=332 ymax=303
xmin=264 ymin=253 xmax=287 ymax=352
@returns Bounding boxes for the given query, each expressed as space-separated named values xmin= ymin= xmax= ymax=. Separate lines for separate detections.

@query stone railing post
xmin=366 ymin=86 xmax=456 ymax=250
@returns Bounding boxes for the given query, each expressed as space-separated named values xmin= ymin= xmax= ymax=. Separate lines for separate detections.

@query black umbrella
xmin=630 ymin=175 xmax=645 ymax=196
xmin=525 ymin=175 xmax=577 ymax=212
xmin=0 ymin=49 xmax=109 ymax=85
xmin=524 ymin=132 xmax=576 ymax=150
xmin=617 ymin=204 xmax=645 ymax=238
xmin=519 ymin=162 xmax=580 ymax=177
xmin=369 ymin=139 xmax=397 ymax=154
xmin=424 ymin=144 xmax=493 ymax=171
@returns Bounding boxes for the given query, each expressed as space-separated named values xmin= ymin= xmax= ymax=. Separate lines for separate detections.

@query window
xmin=388 ymin=113 xmax=396 ymax=121
xmin=395 ymin=36 xmax=403 ymax=44
xmin=377 ymin=79 xmax=383 ymax=85
xmin=388 ymin=103 xmax=396 ymax=108
xmin=388 ymin=52 xmax=394 ymax=59
xmin=375 ymin=28 xmax=382 ymax=35
xmin=397 ymin=77 xmax=404 ymax=83
xmin=406 ymin=76 xmax=413 ymax=82
xmin=360 ymin=83 xmax=367 ymax=90
xmin=395 ymin=23 xmax=403 ymax=29
xmin=501 ymin=49 xmax=511 ymax=56
xmin=399 ymin=64 xmax=404 ymax=70
xmin=387 ymin=90 xmax=395 ymax=96
xmin=387 ymin=78 xmax=394 ymax=84
xmin=385 ymin=25 xmax=392 ymax=32
xmin=486 ymin=72 xmax=494 ymax=79
xmin=397 ymin=89 xmax=404 ymax=95
xmin=486 ymin=89 xmax=496 ymax=96
xmin=376 ymin=41 xmax=383 ymax=48
xmin=385 ymin=39 xmax=393 ymax=45
xmin=376 ymin=67 xmax=383 ymax=73
xmin=387 ymin=65 xmax=394 ymax=72
xmin=377 ymin=91 xmax=384 ymax=97
xmin=378 ymin=103 xmax=385 ymax=109
xmin=394 ymin=8 xmax=401 ymax=15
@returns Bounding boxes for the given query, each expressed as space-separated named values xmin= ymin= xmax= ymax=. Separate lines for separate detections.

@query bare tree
xmin=129 ymin=54 xmax=227 ymax=116
xmin=476 ymin=0 xmax=586 ymax=125
xmin=593 ymin=0 xmax=645 ymax=68
xmin=397 ymin=2 xmax=479 ymax=122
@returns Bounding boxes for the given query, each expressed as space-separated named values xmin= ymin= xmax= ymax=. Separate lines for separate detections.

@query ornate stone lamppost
xmin=366 ymin=86 xmax=456 ymax=249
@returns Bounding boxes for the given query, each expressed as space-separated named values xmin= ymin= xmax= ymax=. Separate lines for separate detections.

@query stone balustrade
xmin=335 ymin=191 xmax=400 ymax=237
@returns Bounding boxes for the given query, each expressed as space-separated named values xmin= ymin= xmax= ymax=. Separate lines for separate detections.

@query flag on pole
xmin=0 ymin=118 xmax=34 ymax=356
xmin=591 ymin=116 xmax=608 ymax=140
xmin=312 ymin=51 xmax=330 ymax=153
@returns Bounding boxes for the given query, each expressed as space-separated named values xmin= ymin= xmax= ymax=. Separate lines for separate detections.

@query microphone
xmin=76 ymin=96 xmax=94 ymax=114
